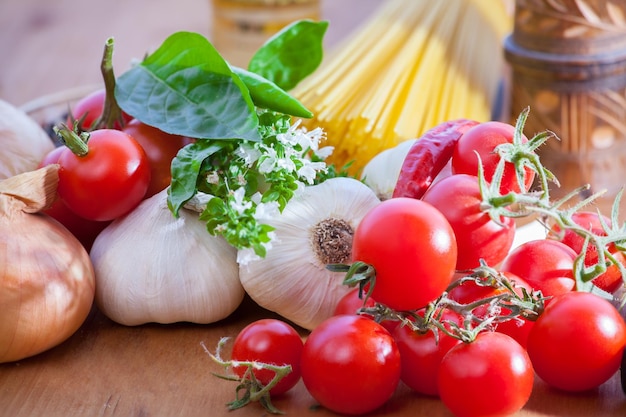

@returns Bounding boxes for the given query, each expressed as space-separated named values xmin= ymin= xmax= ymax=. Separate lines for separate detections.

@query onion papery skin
xmin=90 ymin=189 xmax=244 ymax=326
xmin=239 ymin=177 xmax=381 ymax=330
xmin=0 ymin=213 xmax=95 ymax=363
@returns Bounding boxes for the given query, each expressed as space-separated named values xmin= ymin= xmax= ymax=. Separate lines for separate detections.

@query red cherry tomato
xmin=68 ymin=89 xmax=132 ymax=131
xmin=39 ymin=146 xmax=110 ymax=250
xmin=527 ymin=291 xmax=626 ymax=392
xmin=549 ymin=211 xmax=625 ymax=293
xmin=57 ymin=129 xmax=151 ymax=221
xmin=351 ymin=197 xmax=457 ymax=311
xmin=333 ymin=287 xmax=399 ymax=333
xmin=333 ymin=287 xmax=377 ymax=316
xmin=392 ymin=309 xmax=462 ymax=396
xmin=301 ymin=315 xmax=401 ymax=415
xmin=438 ymin=331 xmax=534 ymax=417
xmin=422 ymin=173 xmax=516 ymax=270
xmin=122 ymin=119 xmax=193 ymax=198
xmin=448 ymin=271 xmax=535 ymax=349
xmin=500 ymin=239 xmax=577 ymax=298
xmin=451 ymin=121 xmax=535 ymax=194
xmin=231 ymin=319 xmax=304 ymax=396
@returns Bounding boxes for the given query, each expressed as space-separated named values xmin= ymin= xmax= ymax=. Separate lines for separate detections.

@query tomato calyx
xmin=53 ymin=124 xmax=90 ymax=157
xmin=465 ymin=109 xmax=626 ymax=301
xmin=492 ymin=106 xmax=558 ymax=198
xmin=202 ymin=337 xmax=292 ymax=415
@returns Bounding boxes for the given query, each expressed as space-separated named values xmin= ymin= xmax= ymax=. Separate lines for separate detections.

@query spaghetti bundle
xmin=293 ymin=0 xmax=513 ymax=174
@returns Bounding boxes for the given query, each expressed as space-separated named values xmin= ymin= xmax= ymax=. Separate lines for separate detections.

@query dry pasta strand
xmin=293 ymin=0 xmax=513 ymax=174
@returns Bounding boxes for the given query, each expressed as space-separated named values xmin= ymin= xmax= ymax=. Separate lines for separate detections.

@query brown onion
xmin=0 ymin=165 xmax=95 ymax=363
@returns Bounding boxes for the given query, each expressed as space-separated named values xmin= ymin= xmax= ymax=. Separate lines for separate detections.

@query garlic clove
xmin=239 ymin=177 xmax=381 ymax=330
xmin=360 ymin=138 xmax=416 ymax=200
xmin=90 ymin=189 xmax=245 ymax=326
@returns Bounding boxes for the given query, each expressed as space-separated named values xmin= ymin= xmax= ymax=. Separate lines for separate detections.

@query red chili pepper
xmin=392 ymin=119 xmax=479 ymax=199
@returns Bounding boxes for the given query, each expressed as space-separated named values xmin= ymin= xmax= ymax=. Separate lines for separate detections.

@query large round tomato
xmin=500 ymin=239 xmax=577 ymax=298
xmin=392 ymin=309 xmax=462 ymax=396
xmin=451 ymin=121 xmax=535 ymax=194
xmin=231 ymin=319 xmax=304 ymax=396
xmin=122 ymin=119 xmax=193 ymax=198
xmin=422 ymin=173 xmax=516 ymax=270
xmin=527 ymin=291 xmax=626 ymax=392
xmin=301 ymin=315 xmax=401 ymax=415
xmin=351 ymin=197 xmax=457 ymax=311
xmin=57 ymin=129 xmax=151 ymax=221
xmin=438 ymin=331 xmax=534 ymax=417
xmin=549 ymin=211 xmax=625 ymax=293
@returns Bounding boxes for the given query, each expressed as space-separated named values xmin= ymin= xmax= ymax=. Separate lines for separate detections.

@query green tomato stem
xmin=53 ymin=124 xmax=89 ymax=157
xmin=91 ymin=37 xmax=127 ymax=130
xmin=202 ymin=338 xmax=290 ymax=415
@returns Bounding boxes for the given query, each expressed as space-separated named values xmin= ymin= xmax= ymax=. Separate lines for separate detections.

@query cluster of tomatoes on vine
xmin=208 ymin=108 xmax=626 ymax=417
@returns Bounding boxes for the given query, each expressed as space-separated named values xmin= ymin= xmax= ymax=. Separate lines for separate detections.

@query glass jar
xmin=504 ymin=0 xmax=626 ymax=213
xmin=211 ymin=0 xmax=321 ymax=67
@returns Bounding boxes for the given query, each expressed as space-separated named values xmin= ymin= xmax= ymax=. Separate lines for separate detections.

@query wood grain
xmin=1 ymin=297 xmax=625 ymax=417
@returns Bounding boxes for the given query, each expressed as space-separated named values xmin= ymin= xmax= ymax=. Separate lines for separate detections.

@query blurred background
xmin=3 ymin=0 xmax=626 ymax=214
xmin=0 ymin=0 xmax=380 ymax=107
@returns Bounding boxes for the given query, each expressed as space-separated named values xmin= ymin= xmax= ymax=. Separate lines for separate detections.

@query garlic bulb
xmin=239 ymin=177 xmax=381 ymax=330
xmin=0 ymin=165 xmax=95 ymax=363
xmin=360 ymin=139 xmax=416 ymax=200
xmin=0 ymin=99 xmax=55 ymax=180
xmin=90 ymin=189 xmax=244 ymax=326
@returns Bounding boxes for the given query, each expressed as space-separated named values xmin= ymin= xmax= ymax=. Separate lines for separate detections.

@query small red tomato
xmin=452 ymin=120 xmax=535 ymax=194
xmin=333 ymin=287 xmax=377 ymax=316
xmin=301 ymin=315 xmax=401 ymax=415
xmin=448 ymin=271 xmax=535 ymax=349
xmin=39 ymin=146 xmax=110 ymax=250
xmin=422 ymin=173 xmax=516 ymax=270
xmin=334 ymin=287 xmax=399 ymax=333
xmin=231 ymin=319 xmax=304 ymax=396
xmin=57 ymin=129 xmax=151 ymax=221
xmin=68 ymin=89 xmax=132 ymax=131
xmin=438 ymin=332 xmax=534 ymax=417
xmin=527 ymin=291 xmax=626 ymax=392
xmin=500 ymin=239 xmax=577 ymax=298
xmin=392 ymin=309 xmax=462 ymax=396
xmin=122 ymin=119 xmax=193 ymax=198
xmin=549 ymin=211 xmax=625 ymax=293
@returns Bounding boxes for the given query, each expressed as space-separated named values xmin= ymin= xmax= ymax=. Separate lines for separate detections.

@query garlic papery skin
xmin=90 ymin=189 xmax=244 ymax=326
xmin=239 ymin=177 xmax=381 ymax=330
xmin=0 ymin=99 xmax=55 ymax=180
xmin=360 ymin=139 xmax=416 ymax=200
xmin=0 ymin=165 xmax=95 ymax=363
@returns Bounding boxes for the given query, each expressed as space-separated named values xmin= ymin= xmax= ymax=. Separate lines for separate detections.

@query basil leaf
xmin=167 ymin=140 xmax=225 ymax=215
xmin=116 ymin=31 xmax=260 ymax=142
xmin=232 ymin=67 xmax=313 ymax=118
xmin=248 ymin=20 xmax=328 ymax=91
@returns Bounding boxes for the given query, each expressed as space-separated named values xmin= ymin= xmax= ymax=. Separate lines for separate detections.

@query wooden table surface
xmin=1 ymin=1 xmax=625 ymax=416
